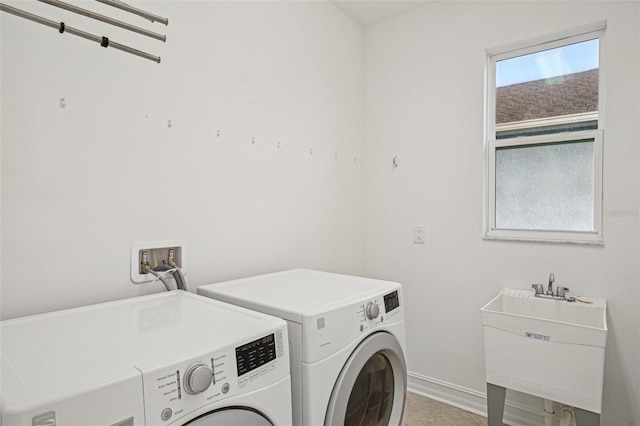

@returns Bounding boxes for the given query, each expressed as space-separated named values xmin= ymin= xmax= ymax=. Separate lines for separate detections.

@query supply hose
xmin=144 ymin=265 xmax=171 ymax=291
xmin=154 ymin=263 xmax=187 ymax=291
xmin=168 ymin=260 xmax=187 ymax=291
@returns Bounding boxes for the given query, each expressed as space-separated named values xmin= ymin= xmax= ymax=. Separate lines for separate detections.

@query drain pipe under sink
xmin=544 ymin=399 xmax=555 ymax=426
xmin=559 ymin=406 xmax=574 ymax=426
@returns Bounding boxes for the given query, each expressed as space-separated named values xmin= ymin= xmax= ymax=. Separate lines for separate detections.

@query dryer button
xmin=365 ymin=302 xmax=379 ymax=320
xmin=161 ymin=408 xmax=172 ymax=421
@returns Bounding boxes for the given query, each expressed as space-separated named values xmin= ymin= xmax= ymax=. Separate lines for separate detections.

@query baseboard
xmin=407 ymin=372 xmax=544 ymax=426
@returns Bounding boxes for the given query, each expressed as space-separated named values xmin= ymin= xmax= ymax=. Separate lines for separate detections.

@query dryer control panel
xmin=137 ymin=328 xmax=288 ymax=425
xmin=383 ymin=290 xmax=401 ymax=313
xmin=354 ymin=289 xmax=402 ymax=334
xmin=303 ymin=286 xmax=404 ymax=363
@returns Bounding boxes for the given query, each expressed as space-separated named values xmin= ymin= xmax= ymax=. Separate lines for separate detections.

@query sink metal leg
xmin=487 ymin=383 xmax=506 ymax=426
xmin=575 ymin=408 xmax=600 ymax=426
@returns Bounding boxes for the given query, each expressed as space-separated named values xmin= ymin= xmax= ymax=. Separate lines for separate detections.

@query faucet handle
xmin=556 ymin=287 xmax=569 ymax=298
xmin=531 ymin=284 xmax=544 ymax=294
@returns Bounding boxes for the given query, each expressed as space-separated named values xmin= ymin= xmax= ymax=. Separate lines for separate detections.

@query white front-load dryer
xmin=1 ymin=292 xmax=292 ymax=426
xmin=197 ymin=269 xmax=407 ymax=426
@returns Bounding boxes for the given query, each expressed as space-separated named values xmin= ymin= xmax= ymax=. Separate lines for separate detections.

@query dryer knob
xmin=365 ymin=302 xmax=380 ymax=320
xmin=184 ymin=363 xmax=213 ymax=395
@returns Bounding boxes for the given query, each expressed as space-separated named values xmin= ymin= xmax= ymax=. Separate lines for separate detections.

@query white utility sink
xmin=481 ymin=288 xmax=607 ymax=414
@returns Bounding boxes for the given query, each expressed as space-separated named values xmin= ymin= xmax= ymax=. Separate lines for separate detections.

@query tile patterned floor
xmin=405 ymin=392 xmax=489 ymax=425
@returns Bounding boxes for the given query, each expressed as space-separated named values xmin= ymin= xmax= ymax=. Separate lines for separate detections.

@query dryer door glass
xmin=324 ymin=332 xmax=407 ymax=426
xmin=345 ymin=353 xmax=394 ymax=425
xmin=183 ymin=408 xmax=273 ymax=426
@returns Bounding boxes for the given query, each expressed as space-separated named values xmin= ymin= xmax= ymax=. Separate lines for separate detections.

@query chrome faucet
xmin=531 ymin=283 xmax=544 ymax=295
xmin=556 ymin=286 xmax=569 ymax=298
xmin=532 ymin=272 xmax=569 ymax=300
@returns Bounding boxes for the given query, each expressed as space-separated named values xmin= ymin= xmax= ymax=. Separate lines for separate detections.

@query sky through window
xmin=496 ymin=39 xmax=599 ymax=87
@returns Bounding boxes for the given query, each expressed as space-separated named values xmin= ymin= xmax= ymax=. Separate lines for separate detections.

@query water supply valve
xmin=130 ymin=240 xmax=186 ymax=283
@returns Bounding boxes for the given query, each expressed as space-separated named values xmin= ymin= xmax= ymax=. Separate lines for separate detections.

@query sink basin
xmin=481 ymin=288 xmax=607 ymax=413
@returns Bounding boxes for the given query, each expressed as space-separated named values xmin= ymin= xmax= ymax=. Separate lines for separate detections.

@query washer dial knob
xmin=365 ymin=302 xmax=380 ymax=320
xmin=184 ymin=363 xmax=212 ymax=395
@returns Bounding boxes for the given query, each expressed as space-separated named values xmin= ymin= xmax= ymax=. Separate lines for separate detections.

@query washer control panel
xmin=236 ymin=334 xmax=277 ymax=377
xmin=138 ymin=328 xmax=287 ymax=424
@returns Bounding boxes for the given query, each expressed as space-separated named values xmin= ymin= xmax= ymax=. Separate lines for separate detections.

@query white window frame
xmin=483 ymin=22 xmax=606 ymax=244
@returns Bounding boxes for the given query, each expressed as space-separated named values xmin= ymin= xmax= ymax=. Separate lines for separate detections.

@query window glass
xmin=495 ymin=39 xmax=599 ymax=139
xmin=495 ymin=140 xmax=595 ymax=232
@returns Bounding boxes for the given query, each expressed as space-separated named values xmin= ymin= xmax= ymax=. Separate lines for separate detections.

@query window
xmin=484 ymin=23 xmax=605 ymax=243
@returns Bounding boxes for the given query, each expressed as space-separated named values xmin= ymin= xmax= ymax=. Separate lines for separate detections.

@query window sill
xmin=483 ymin=229 xmax=603 ymax=245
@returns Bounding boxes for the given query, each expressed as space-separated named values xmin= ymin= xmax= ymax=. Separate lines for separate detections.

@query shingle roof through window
xmin=496 ymin=69 xmax=598 ymax=124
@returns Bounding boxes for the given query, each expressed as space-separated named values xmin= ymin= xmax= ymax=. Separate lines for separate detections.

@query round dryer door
xmin=183 ymin=408 xmax=273 ymax=426
xmin=325 ymin=331 xmax=407 ymax=426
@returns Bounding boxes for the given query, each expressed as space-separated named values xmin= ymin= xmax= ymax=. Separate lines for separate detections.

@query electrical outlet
xmin=131 ymin=240 xmax=186 ymax=283
xmin=413 ymin=226 xmax=426 ymax=244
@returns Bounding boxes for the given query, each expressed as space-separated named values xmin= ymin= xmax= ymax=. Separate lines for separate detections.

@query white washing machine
xmin=1 ymin=291 xmax=292 ymax=426
xmin=197 ymin=269 xmax=407 ymax=426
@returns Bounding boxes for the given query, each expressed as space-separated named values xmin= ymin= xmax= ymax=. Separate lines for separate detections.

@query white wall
xmin=363 ymin=2 xmax=639 ymax=425
xmin=0 ymin=1 xmax=365 ymax=319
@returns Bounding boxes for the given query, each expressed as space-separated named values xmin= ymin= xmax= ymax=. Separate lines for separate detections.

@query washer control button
xmin=222 ymin=382 xmax=230 ymax=394
xmin=161 ymin=408 xmax=172 ymax=421
xmin=184 ymin=363 xmax=213 ymax=395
